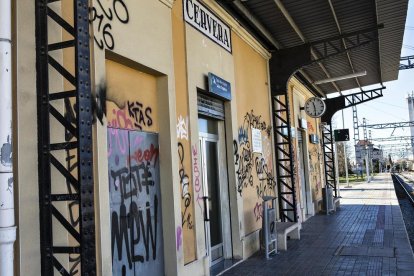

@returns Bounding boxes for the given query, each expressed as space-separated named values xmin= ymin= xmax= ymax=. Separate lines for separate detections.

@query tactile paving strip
xmin=338 ymin=245 xmax=395 ymax=257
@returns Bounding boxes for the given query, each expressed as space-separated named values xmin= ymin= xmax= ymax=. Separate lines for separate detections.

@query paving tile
xmin=221 ymin=175 xmax=414 ymax=276
xmin=396 ymin=260 xmax=414 ymax=270
xmin=340 ymin=246 xmax=369 ymax=256
xmin=367 ymin=247 xmax=394 ymax=257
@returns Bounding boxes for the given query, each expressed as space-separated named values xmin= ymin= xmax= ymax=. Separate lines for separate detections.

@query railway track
xmin=391 ymin=173 xmax=414 ymax=252
xmin=392 ymin=173 xmax=414 ymax=205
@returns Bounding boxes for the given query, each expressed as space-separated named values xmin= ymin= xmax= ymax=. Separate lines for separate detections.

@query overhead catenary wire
xmin=376 ymin=101 xmax=407 ymax=109
xmin=358 ymin=104 xmax=408 ymax=122
xmin=403 ymin=44 xmax=414 ymax=50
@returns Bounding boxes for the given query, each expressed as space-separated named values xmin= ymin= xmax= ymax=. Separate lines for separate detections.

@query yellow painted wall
xmin=232 ymin=33 xmax=275 ymax=235
xmin=289 ymin=79 xmax=324 ymax=211
xmin=306 ymin=118 xmax=324 ymax=203
xmin=17 ymin=0 xmax=182 ymax=275
xmin=90 ymin=0 xmax=181 ymax=274
xmin=172 ymin=0 xmax=197 ymax=264
xmin=106 ymin=59 xmax=159 ymax=133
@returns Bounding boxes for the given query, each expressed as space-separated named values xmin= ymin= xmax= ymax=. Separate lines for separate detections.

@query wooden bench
xmin=333 ymin=197 xmax=340 ymax=211
xmin=276 ymin=222 xmax=300 ymax=251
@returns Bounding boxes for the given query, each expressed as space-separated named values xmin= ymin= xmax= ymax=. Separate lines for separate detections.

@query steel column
xmin=35 ymin=0 xmax=96 ymax=275
xmin=322 ymin=124 xmax=337 ymax=197
xmin=272 ymin=95 xmax=297 ymax=222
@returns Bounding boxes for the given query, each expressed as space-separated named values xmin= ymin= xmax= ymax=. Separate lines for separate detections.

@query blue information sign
xmin=208 ymin=72 xmax=231 ymax=100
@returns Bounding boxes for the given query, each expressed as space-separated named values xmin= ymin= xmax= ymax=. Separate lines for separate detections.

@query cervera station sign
xmin=183 ymin=0 xmax=232 ymax=52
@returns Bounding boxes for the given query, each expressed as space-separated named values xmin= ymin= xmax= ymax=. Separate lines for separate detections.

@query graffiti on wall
xmin=178 ymin=142 xmax=193 ymax=229
xmin=192 ymin=145 xmax=203 ymax=212
xmin=63 ymin=98 xmax=82 ymax=275
xmin=234 ymin=110 xmax=275 ymax=197
xmin=128 ymin=101 xmax=153 ymax=130
xmin=233 ymin=110 xmax=276 ymax=229
xmin=233 ymin=140 xmax=253 ymax=195
xmin=94 ymin=81 xmax=107 ymax=125
xmin=253 ymin=201 xmax=263 ymax=222
xmin=242 ymin=110 xmax=272 ymax=137
xmin=90 ymin=0 xmax=130 ymax=50
xmin=307 ymin=121 xmax=315 ymax=132
xmin=309 ymin=146 xmax=322 ymax=197
xmin=108 ymin=129 xmax=164 ymax=275
xmin=108 ymin=100 xmax=153 ymax=131
xmin=175 ymin=113 xmax=196 ymax=262
xmin=176 ymin=226 xmax=182 ymax=251
xmin=68 ymin=255 xmax=81 ymax=276
xmin=176 ymin=115 xmax=189 ymax=140
xmin=254 ymin=156 xmax=276 ymax=198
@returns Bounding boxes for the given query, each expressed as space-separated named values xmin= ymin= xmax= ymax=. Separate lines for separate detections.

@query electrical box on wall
xmin=309 ymin=134 xmax=319 ymax=144
xmin=299 ymin=118 xmax=308 ymax=129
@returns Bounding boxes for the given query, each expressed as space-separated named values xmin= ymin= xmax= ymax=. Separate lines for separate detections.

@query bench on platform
xmin=334 ymin=197 xmax=340 ymax=211
xmin=276 ymin=222 xmax=300 ymax=251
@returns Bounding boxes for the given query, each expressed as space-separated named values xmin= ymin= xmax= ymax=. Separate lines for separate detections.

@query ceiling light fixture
xmin=313 ymin=71 xmax=367 ymax=85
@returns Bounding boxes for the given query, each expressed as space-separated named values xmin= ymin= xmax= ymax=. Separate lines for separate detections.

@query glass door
xmin=199 ymin=118 xmax=224 ymax=266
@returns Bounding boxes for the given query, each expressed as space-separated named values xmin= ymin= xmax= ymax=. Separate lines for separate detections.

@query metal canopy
xmin=218 ymin=0 xmax=408 ymax=95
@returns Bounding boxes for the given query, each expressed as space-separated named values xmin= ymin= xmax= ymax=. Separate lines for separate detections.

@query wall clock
xmin=304 ymin=97 xmax=326 ymax=118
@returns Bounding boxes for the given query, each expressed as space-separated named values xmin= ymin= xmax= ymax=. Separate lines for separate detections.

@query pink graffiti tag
xmin=129 ymin=143 xmax=159 ymax=165
xmin=192 ymin=145 xmax=203 ymax=212
xmin=176 ymin=226 xmax=182 ymax=251
xmin=107 ymin=108 xmax=133 ymax=157
xmin=109 ymin=108 xmax=133 ymax=129
xmin=132 ymin=135 xmax=144 ymax=147
xmin=107 ymin=127 xmax=128 ymax=157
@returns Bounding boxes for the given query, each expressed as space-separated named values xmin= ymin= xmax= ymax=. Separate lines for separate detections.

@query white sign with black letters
xmin=252 ymin=128 xmax=262 ymax=153
xmin=183 ymin=0 xmax=232 ymax=52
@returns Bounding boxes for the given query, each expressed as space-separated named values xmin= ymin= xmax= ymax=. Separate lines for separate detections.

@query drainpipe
xmin=0 ymin=0 xmax=16 ymax=275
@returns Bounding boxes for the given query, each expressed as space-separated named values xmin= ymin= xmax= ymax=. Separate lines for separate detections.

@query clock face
xmin=304 ymin=97 xmax=326 ymax=118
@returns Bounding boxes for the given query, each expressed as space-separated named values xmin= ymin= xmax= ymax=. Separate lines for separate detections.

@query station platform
xmin=223 ymin=174 xmax=414 ymax=275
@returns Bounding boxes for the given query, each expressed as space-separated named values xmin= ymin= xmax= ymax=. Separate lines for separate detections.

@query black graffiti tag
xmin=243 ymin=110 xmax=272 ymax=137
xmin=233 ymin=140 xmax=239 ymax=166
xmin=69 ymin=254 xmax=80 ymax=276
xmin=234 ymin=140 xmax=254 ymax=196
xmin=64 ymin=98 xmax=80 ymax=274
xmin=90 ymin=0 xmax=129 ymax=50
xmin=127 ymin=101 xmax=153 ymax=130
xmin=110 ymin=163 xmax=155 ymax=203
xmin=110 ymin=158 xmax=159 ymax=271
xmin=178 ymin=142 xmax=193 ymax=229
xmin=255 ymin=156 xmax=276 ymax=198
xmin=233 ymin=110 xmax=276 ymax=197
xmin=111 ymin=195 xmax=158 ymax=269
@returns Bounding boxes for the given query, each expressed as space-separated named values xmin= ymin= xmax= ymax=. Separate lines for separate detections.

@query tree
xmin=337 ymin=141 xmax=352 ymax=177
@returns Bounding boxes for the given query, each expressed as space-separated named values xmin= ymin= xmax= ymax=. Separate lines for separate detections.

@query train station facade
xmin=0 ymin=0 xmax=409 ymax=275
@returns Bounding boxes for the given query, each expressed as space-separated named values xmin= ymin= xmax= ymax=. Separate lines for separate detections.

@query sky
xmin=332 ymin=0 xmax=414 ymax=162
